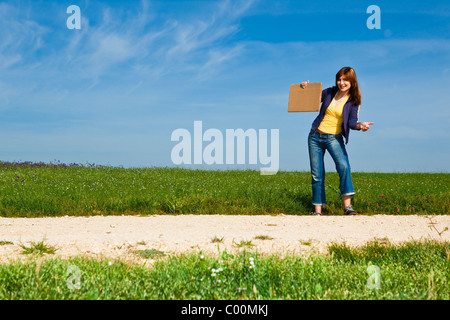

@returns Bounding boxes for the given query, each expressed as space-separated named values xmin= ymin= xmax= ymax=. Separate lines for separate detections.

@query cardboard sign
xmin=287 ymin=82 xmax=322 ymax=112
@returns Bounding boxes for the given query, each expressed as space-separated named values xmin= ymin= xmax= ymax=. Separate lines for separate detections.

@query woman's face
xmin=337 ymin=76 xmax=351 ymax=93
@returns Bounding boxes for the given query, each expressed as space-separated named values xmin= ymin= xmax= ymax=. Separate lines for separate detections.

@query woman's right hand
xmin=300 ymin=80 xmax=309 ymax=89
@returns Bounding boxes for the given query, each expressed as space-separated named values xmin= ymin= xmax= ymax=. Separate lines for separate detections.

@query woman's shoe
xmin=313 ymin=212 xmax=321 ymax=216
xmin=344 ymin=205 xmax=357 ymax=215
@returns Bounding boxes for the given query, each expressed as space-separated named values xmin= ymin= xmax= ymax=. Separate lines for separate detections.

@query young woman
xmin=301 ymin=67 xmax=373 ymax=215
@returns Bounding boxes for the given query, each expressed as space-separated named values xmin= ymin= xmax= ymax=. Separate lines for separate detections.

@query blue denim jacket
xmin=311 ymin=86 xmax=360 ymax=144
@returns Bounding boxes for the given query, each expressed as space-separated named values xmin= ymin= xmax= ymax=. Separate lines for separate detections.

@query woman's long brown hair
xmin=335 ymin=67 xmax=361 ymax=106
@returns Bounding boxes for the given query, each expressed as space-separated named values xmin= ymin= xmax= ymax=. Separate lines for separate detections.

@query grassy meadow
xmin=0 ymin=240 xmax=448 ymax=300
xmin=0 ymin=161 xmax=448 ymax=301
xmin=0 ymin=161 xmax=448 ymax=217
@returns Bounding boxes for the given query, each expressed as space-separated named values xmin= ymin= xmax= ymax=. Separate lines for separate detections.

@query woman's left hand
xmin=359 ymin=122 xmax=374 ymax=132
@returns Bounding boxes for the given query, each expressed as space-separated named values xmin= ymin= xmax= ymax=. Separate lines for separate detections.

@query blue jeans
xmin=308 ymin=129 xmax=355 ymax=206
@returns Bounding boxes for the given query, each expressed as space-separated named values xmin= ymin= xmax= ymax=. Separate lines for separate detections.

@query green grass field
xmin=0 ymin=240 xmax=448 ymax=299
xmin=0 ymin=161 xmax=448 ymax=217
xmin=0 ymin=161 xmax=448 ymax=300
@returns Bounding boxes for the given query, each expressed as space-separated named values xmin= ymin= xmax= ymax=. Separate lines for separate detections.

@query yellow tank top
xmin=317 ymin=94 xmax=349 ymax=134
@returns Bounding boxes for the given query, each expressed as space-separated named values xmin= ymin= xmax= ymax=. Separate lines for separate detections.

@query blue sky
xmin=0 ymin=0 xmax=449 ymax=172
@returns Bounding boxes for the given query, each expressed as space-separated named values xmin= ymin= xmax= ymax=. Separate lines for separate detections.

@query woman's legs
xmin=308 ymin=131 xmax=356 ymax=214
xmin=342 ymin=195 xmax=352 ymax=207
xmin=327 ymin=134 xmax=356 ymax=212
xmin=308 ymin=131 xmax=327 ymax=212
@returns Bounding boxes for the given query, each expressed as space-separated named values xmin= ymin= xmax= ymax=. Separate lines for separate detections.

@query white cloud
xmin=0 ymin=4 xmax=49 ymax=70
xmin=0 ymin=0 xmax=256 ymax=88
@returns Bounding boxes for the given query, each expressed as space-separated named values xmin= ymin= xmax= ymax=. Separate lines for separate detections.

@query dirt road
xmin=1 ymin=214 xmax=449 ymax=263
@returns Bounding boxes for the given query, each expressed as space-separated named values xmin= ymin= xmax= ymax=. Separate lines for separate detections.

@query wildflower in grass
xmin=211 ymin=267 xmax=223 ymax=277
xmin=381 ymin=194 xmax=385 ymax=198
xmin=249 ymin=257 xmax=255 ymax=269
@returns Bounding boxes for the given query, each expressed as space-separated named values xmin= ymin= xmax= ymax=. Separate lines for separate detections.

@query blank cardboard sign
xmin=288 ymin=82 xmax=322 ymax=112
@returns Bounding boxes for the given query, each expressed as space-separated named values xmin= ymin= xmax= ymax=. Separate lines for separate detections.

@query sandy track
xmin=1 ymin=215 xmax=449 ymax=263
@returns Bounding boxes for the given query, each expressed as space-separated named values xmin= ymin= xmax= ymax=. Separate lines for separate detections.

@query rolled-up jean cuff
xmin=312 ymin=203 xmax=326 ymax=206
xmin=341 ymin=192 xmax=355 ymax=197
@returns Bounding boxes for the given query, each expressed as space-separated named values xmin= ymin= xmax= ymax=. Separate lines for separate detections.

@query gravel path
xmin=1 ymin=214 xmax=449 ymax=263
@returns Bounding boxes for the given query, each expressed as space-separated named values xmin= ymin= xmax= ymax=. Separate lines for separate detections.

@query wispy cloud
xmin=1 ymin=0 xmax=256 ymax=87
xmin=0 ymin=3 xmax=49 ymax=69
